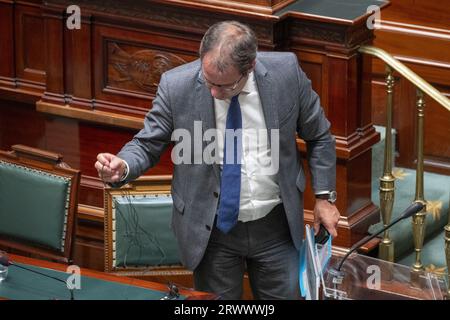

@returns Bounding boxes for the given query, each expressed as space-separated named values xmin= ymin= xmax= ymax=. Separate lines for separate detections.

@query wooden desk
xmin=0 ymin=254 xmax=216 ymax=300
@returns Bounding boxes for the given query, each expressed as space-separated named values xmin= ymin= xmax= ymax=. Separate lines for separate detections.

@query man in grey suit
xmin=95 ymin=21 xmax=340 ymax=300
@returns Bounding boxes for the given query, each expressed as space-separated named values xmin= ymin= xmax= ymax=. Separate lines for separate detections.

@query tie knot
xmin=231 ymin=95 xmax=239 ymax=104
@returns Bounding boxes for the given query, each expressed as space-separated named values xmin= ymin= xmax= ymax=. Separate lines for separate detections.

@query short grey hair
xmin=199 ymin=21 xmax=257 ymax=74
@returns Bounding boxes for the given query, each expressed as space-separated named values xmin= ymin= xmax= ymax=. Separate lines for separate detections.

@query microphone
xmin=0 ymin=254 xmax=74 ymax=300
xmin=160 ymin=282 xmax=180 ymax=300
xmin=333 ymin=201 xmax=424 ymax=276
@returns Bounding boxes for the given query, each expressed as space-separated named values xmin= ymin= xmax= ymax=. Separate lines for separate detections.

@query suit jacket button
xmin=213 ymin=192 xmax=219 ymax=198
xmin=205 ymin=225 xmax=211 ymax=231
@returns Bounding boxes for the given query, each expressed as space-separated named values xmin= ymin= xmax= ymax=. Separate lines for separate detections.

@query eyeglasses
xmin=203 ymin=73 xmax=246 ymax=92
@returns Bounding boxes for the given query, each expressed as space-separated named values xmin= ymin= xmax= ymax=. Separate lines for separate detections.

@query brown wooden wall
xmin=0 ymin=0 xmax=407 ymax=270
xmin=371 ymin=0 xmax=450 ymax=175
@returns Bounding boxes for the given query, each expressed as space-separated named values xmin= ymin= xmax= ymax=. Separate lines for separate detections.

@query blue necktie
xmin=216 ymin=95 xmax=242 ymax=233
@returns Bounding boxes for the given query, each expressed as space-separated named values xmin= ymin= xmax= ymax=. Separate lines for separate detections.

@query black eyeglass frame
xmin=203 ymin=72 xmax=247 ymax=92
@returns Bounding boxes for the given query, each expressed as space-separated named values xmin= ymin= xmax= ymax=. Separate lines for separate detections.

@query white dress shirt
xmin=214 ymin=72 xmax=281 ymax=222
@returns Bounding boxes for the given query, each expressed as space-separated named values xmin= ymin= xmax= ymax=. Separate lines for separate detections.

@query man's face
xmin=202 ymin=53 xmax=248 ymax=100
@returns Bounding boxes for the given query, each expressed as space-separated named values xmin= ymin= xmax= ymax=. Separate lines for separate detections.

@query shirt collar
xmin=240 ymin=71 xmax=255 ymax=94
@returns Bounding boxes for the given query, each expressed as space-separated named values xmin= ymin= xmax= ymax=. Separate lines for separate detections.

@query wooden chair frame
xmin=0 ymin=144 xmax=80 ymax=264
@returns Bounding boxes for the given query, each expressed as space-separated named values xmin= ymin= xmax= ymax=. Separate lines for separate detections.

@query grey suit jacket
xmin=117 ymin=52 xmax=336 ymax=270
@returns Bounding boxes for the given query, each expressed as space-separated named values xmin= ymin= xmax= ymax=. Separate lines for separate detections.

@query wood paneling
xmin=0 ymin=2 xmax=15 ymax=81
xmin=0 ymin=0 xmax=45 ymax=101
xmin=379 ymin=0 xmax=450 ymax=31
xmin=296 ymin=52 xmax=326 ymax=108
xmin=0 ymin=101 xmax=47 ymax=148
xmin=371 ymin=66 xmax=450 ymax=175
xmin=14 ymin=3 xmax=46 ymax=85
xmin=43 ymin=9 xmax=64 ymax=97
xmin=423 ymin=94 xmax=450 ymax=159
xmin=372 ymin=0 xmax=450 ymax=175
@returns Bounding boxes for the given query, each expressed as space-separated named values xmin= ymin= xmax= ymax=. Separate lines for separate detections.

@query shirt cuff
xmin=120 ymin=160 xmax=130 ymax=182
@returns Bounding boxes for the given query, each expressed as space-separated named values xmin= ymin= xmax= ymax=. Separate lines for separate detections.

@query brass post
xmin=411 ymin=89 xmax=427 ymax=273
xmin=379 ymin=65 xmax=396 ymax=262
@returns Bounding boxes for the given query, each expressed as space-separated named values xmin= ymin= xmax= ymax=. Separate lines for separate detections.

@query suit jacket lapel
xmin=254 ymin=59 xmax=279 ymax=146
xmin=196 ymin=71 xmax=215 ymax=133
xmin=195 ymin=71 xmax=220 ymax=183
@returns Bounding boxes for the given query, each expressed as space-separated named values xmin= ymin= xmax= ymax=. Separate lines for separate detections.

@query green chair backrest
xmin=111 ymin=194 xmax=180 ymax=269
xmin=0 ymin=160 xmax=72 ymax=252
xmin=0 ymin=145 xmax=80 ymax=264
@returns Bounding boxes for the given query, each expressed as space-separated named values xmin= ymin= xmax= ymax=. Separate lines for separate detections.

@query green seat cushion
xmin=397 ymin=229 xmax=447 ymax=269
xmin=370 ymin=167 xmax=450 ymax=260
xmin=0 ymin=161 xmax=70 ymax=252
xmin=113 ymin=195 xmax=180 ymax=268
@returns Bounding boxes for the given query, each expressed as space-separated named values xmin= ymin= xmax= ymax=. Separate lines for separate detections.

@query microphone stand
xmin=10 ymin=262 xmax=74 ymax=300
xmin=325 ymin=220 xmax=396 ymax=299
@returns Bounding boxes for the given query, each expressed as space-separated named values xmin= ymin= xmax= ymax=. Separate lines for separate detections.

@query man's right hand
xmin=95 ymin=153 xmax=126 ymax=183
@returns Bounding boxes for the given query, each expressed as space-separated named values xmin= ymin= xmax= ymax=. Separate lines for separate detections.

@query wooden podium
xmin=0 ymin=0 xmax=389 ymax=267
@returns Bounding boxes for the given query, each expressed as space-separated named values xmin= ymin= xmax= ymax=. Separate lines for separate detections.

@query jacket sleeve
xmin=117 ymin=72 xmax=174 ymax=182
xmin=295 ymin=57 xmax=336 ymax=193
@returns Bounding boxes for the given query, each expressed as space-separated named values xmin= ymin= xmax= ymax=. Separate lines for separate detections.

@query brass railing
xmin=359 ymin=46 xmax=450 ymax=285
xmin=359 ymin=46 xmax=450 ymax=111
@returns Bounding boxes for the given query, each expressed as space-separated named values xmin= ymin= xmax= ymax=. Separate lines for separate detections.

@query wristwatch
xmin=315 ymin=191 xmax=337 ymax=204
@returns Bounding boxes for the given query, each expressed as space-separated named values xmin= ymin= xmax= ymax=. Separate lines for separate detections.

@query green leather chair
xmin=0 ymin=145 xmax=80 ymax=264
xmin=104 ymin=175 xmax=191 ymax=285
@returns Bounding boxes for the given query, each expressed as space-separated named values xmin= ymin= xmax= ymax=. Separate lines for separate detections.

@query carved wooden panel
xmin=290 ymin=20 xmax=345 ymax=44
xmin=93 ymin=24 xmax=198 ymax=115
xmin=107 ymin=42 xmax=188 ymax=94
xmin=47 ymin=0 xmax=223 ymax=40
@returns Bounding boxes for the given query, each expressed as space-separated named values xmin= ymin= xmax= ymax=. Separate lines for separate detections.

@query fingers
xmin=322 ymin=209 xmax=339 ymax=238
xmin=313 ymin=200 xmax=340 ymax=238
xmin=313 ymin=209 xmax=320 ymax=235
xmin=100 ymin=171 xmax=121 ymax=182
xmin=325 ymin=223 xmax=338 ymax=239
xmin=110 ymin=156 xmax=124 ymax=171
xmin=97 ymin=153 xmax=115 ymax=167
xmin=95 ymin=153 xmax=124 ymax=183
xmin=324 ymin=209 xmax=340 ymax=238
xmin=313 ymin=220 xmax=321 ymax=235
